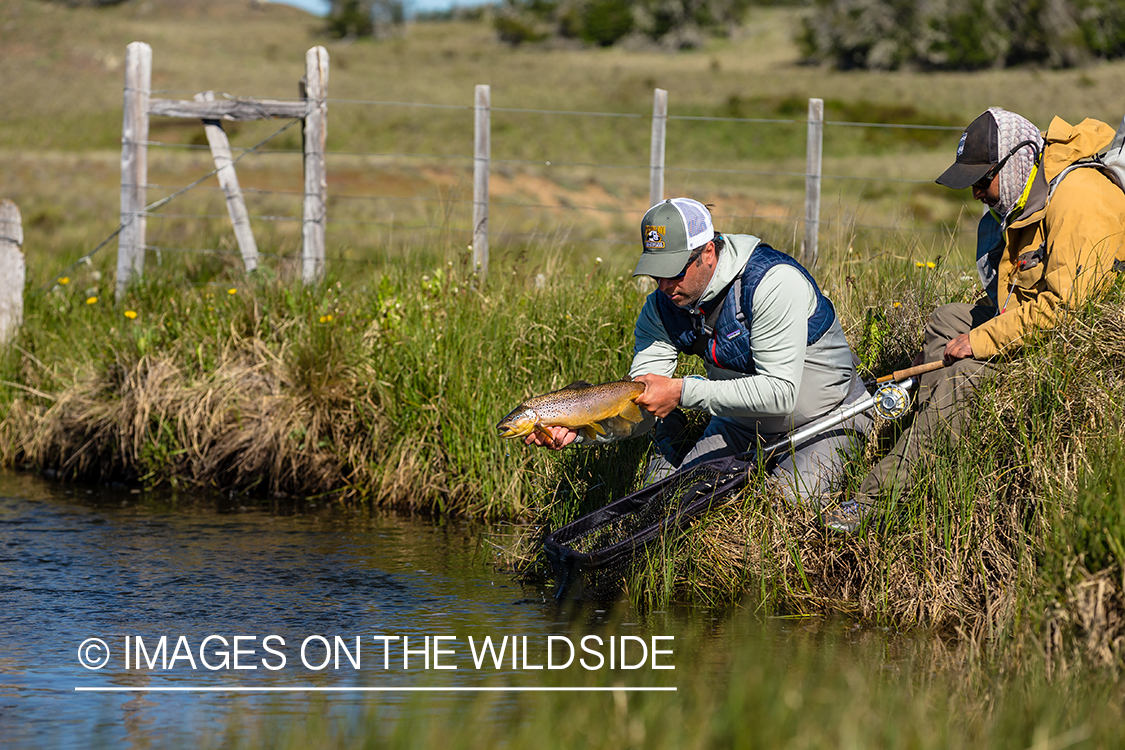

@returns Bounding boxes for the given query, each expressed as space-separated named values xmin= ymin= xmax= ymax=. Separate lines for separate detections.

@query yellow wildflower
xmin=86 ymin=296 xmax=97 ymax=305
xmin=926 ymin=261 xmax=936 ymax=269
xmin=228 ymin=288 xmax=237 ymax=295
xmin=58 ymin=277 xmax=70 ymax=285
xmin=124 ymin=310 xmax=138 ymax=319
xmin=915 ymin=261 xmax=924 ymax=268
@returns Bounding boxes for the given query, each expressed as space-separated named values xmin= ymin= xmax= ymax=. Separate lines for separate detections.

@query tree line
xmin=491 ymin=0 xmax=754 ymax=49
xmin=799 ymin=0 xmax=1125 ymax=70
xmin=47 ymin=0 xmax=1125 ymax=68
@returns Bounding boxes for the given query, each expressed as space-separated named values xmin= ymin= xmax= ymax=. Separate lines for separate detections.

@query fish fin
xmin=583 ymin=422 xmax=607 ymax=440
xmin=560 ymin=380 xmax=595 ymax=391
xmin=600 ymin=416 xmax=639 ymax=439
xmin=618 ymin=400 xmax=644 ymax=423
xmin=533 ymin=424 xmax=556 ymax=444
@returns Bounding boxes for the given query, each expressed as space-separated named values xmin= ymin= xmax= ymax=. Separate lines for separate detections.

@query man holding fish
xmin=504 ymin=198 xmax=872 ymax=526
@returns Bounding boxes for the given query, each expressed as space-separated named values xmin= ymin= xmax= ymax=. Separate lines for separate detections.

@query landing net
xmin=542 ymin=455 xmax=752 ymax=601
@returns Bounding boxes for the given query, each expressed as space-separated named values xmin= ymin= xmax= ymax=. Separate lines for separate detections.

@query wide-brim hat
xmin=633 ymin=198 xmax=715 ymax=278
xmin=936 ymin=111 xmax=1000 ymax=190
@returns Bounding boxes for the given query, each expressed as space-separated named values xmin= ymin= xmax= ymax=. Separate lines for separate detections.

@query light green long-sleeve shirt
xmin=606 ymin=234 xmax=856 ymax=442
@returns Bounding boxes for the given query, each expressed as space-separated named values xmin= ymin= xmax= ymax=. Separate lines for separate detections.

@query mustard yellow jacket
xmin=969 ymin=116 xmax=1125 ymax=359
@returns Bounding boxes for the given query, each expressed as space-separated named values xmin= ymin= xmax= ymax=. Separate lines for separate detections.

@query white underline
xmin=74 ymin=686 xmax=677 ymax=693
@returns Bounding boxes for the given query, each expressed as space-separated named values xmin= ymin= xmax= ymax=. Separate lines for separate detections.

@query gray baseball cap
xmin=633 ymin=198 xmax=715 ymax=278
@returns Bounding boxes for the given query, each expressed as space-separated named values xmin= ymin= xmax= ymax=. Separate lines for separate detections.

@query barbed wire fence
xmin=44 ymin=42 xmax=974 ymax=301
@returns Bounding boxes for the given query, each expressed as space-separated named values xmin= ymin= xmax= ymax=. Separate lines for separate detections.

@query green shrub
xmin=325 ymin=0 xmax=405 ymax=40
xmin=799 ymin=0 xmax=1125 ymax=70
xmin=495 ymin=0 xmax=751 ymax=49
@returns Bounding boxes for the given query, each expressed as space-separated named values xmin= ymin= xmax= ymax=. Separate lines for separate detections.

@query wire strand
xmin=42 ymin=117 xmax=304 ymax=293
xmin=62 ymin=99 xmax=973 ymax=284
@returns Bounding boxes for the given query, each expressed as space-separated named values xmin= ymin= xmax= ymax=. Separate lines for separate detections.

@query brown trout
xmin=496 ymin=379 xmax=647 ymax=442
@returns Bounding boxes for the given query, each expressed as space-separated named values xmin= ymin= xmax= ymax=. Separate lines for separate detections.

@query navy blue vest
xmin=653 ymin=242 xmax=836 ymax=373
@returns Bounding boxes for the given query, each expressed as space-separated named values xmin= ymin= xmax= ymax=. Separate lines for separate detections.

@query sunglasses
xmin=971 ymin=139 xmax=1041 ymax=191
xmin=971 ymin=165 xmax=1001 ymax=192
xmin=659 ymin=246 xmax=706 ymax=281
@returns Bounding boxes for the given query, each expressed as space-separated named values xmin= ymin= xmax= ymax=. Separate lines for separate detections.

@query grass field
xmin=5 ymin=0 xmax=1125 ymax=290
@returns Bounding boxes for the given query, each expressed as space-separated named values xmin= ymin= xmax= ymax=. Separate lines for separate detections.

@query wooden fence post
xmin=117 ymin=41 xmax=151 ymax=299
xmin=473 ymin=84 xmax=490 ymax=280
xmin=301 ymin=46 xmax=329 ymax=285
xmin=196 ymin=91 xmax=259 ymax=273
xmin=0 ymin=200 xmax=24 ymax=346
xmin=649 ymin=88 xmax=667 ymax=209
xmin=802 ymin=97 xmax=824 ymax=268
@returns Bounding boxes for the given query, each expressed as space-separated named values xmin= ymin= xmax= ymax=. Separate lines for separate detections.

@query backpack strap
xmin=732 ymin=273 xmax=747 ymax=324
xmin=1048 ymin=159 xmax=1125 ymax=202
xmin=688 ymin=273 xmax=740 ymax=359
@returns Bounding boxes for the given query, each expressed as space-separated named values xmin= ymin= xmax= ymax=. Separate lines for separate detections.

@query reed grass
xmin=201 ymin=608 xmax=1125 ymax=750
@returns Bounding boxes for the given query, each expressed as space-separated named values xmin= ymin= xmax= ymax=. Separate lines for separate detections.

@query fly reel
xmin=873 ymin=381 xmax=912 ymax=420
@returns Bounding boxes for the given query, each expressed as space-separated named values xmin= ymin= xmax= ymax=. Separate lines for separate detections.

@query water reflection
xmin=1 ymin=469 xmax=941 ymax=749
xmin=0 ymin=471 xmax=584 ymax=749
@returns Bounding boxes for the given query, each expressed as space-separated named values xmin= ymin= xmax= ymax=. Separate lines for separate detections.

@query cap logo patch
xmin=957 ymin=131 xmax=968 ymax=156
xmin=643 ymin=226 xmax=666 ymax=250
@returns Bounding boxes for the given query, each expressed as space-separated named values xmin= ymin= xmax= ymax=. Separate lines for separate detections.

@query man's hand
xmin=523 ymin=425 xmax=578 ymax=450
xmin=944 ymin=333 xmax=974 ymax=362
xmin=632 ymin=373 xmax=682 ymax=419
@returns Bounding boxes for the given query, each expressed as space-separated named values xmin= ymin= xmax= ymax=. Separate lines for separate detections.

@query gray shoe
xmin=823 ymin=499 xmax=872 ymax=534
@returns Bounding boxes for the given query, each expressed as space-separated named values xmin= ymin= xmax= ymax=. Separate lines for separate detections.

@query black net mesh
xmin=543 ymin=455 xmax=752 ymax=601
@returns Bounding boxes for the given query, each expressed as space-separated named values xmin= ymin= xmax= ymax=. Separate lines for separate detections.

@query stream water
xmin=0 ymin=470 xmax=707 ymax=748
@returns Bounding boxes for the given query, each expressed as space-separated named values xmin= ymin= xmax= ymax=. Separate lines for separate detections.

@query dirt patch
xmin=410 ymin=163 xmax=793 ymax=234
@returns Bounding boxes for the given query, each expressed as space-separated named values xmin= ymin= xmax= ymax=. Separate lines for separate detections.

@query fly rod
xmin=743 ymin=360 xmax=949 ymax=463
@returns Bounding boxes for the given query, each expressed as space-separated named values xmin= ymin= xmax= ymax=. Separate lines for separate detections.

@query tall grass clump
xmin=0 ymin=246 xmax=648 ymax=519
xmin=1040 ymin=435 xmax=1125 ymax=675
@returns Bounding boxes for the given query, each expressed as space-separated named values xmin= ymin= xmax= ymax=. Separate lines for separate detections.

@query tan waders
xmin=826 ymin=303 xmax=999 ymax=533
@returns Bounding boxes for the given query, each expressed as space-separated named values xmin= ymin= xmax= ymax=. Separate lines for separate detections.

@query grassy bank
xmin=0 ymin=211 xmax=965 ymax=513
xmin=9 ymin=220 xmax=1125 ymax=671
xmin=0 ymin=244 xmax=646 ymax=517
xmin=607 ymin=283 xmax=1125 ymax=669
